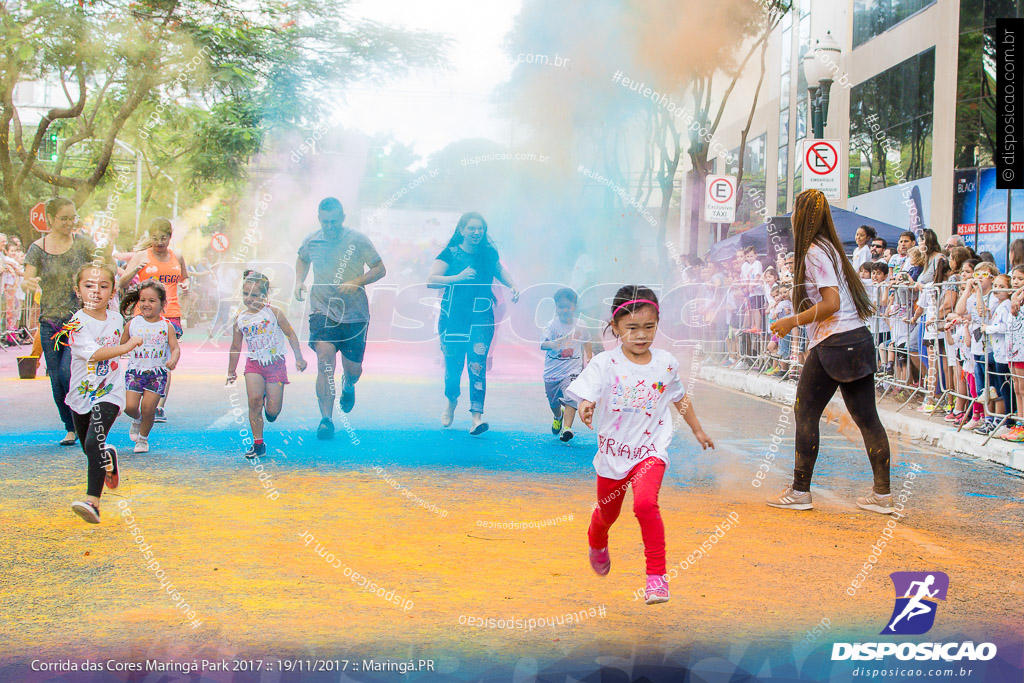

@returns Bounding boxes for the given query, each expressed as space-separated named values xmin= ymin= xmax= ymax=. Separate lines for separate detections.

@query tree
xmin=501 ymin=0 xmax=791 ymax=266
xmin=0 ymin=0 xmax=448 ymax=241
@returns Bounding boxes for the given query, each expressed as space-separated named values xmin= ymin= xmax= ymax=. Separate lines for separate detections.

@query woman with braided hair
xmin=767 ymin=189 xmax=893 ymax=514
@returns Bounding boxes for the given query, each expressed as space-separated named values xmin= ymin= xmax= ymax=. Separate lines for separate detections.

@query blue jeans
xmin=440 ymin=312 xmax=494 ymax=414
xmin=974 ymin=353 xmax=1011 ymax=420
xmin=39 ymin=317 xmax=75 ymax=432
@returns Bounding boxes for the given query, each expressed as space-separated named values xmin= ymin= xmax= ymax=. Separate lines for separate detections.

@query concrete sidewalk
xmin=698 ymin=365 xmax=1024 ymax=472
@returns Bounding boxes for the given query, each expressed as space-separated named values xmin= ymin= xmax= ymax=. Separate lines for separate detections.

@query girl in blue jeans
xmin=428 ymin=212 xmax=519 ymax=435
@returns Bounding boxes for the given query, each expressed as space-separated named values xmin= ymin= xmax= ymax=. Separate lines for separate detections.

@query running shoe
xmin=134 ymin=437 xmax=149 ymax=454
xmin=129 ymin=419 xmax=142 ymax=442
xmin=917 ymin=402 xmax=937 ymax=413
xmin=944 ymin=404 xmax=955 ymax=413
xmin=102 ymin=446 xmax=119 ymax=490
xmin=943 ymin=411 xmax=964 ymax=423
xmin=154 ymin=407 xmax=167 ymax=423
xmin=1002 ymin=426 xmax=1024 ymax=442
xmin=317 ymin=417 xmax=335 ymax=440
xmin=71 ymin=500 xmax=100 ymax=524
xmin=961 ymin=418 xmax=983 ymax=430
xmin=560 ymin=429 xmax=574 ymax=442
xmin=856 ymin=490 xmax=893 ymax=515
xmin=764 ymin=367 xmax=779 ymax=376
xmin=441 ymin=402 xmax=455 ymax=428
xmin=245 ymin=441 xmax=267 ymax=459
xmin=974 ymin=421 xmax=997 ymax=436
xmin=735 ymin=361 xmax=750 ymax=371
xmin=766 ymin=485 xmax=813 ymax=510
xmin=339 ymin=380 xmax=355 ymax=413
xmin=589 ymin=547 xmax=610 ymax=576
xmin=470 ymin=421 xmax=489 ymax=436
xmin=552 ymin=408 xmax=563 ymax=435
xmin=644 ymin=575 xmax=670 ymax=605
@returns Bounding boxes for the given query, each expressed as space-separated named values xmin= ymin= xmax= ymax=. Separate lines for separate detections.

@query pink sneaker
xmin=644 ymin=574 xmax=670 ymax=604
xmin=589 ymin=547 xmax=610 ymax=576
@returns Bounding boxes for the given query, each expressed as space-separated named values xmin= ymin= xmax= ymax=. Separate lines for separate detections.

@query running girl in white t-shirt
xmin=768 ymin=189 xmax=892 ymax=515
xmin=119 ymin=281 xmax=181 ymax=454
xmin=567 ymin=286 xmax=714 ymax=606
xmin=57 ymin=263 xmax=144 ymax=524
xmin=227 ymin=270 xmax=307 ymax=458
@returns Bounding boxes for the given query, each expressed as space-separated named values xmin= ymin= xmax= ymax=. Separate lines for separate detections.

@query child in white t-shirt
xmin=567 ymin=286 xmax=714 ymax=606
xmin=540 ymin=287 xmax=596 ymax=442
xmin=228 ymin=270 xmax=308 ymax=458
xmin=59 ymin=263 xmax=144 ymax=524
xmin=119 ymin=280 xmax=181 ymax=454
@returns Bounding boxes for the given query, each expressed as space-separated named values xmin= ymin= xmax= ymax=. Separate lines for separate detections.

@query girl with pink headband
xmin=566 ymin=285 xmax=715 ymax=605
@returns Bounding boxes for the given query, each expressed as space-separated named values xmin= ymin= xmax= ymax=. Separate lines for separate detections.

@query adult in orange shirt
xmin=120 ymin=218 xmax=189 ymax=422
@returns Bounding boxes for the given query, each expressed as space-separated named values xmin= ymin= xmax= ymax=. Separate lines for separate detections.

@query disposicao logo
xmin=831 ymin=571 xmax=998 ymax=663
xmin=881 ymin=571 xmax=948 ymax=635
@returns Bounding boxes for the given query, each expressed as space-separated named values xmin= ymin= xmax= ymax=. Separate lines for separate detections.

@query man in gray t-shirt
xmin=295 ymin=197 xmax=385 ymax=439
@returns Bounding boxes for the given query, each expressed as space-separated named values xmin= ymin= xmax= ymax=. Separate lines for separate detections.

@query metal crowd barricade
xmin=0 ymin=281 xmax=34 ymax=351
xmin=870 ymin=281 xmax=928 ymax=411
xmin=687 ymin=273 xmax=1015 ymax=443
xmin=943 ymin=285 xmax=1014 ymax=445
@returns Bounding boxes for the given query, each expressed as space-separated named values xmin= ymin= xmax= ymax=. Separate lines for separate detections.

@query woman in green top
xmin=22 ymin=197 xmax=103 ymax=445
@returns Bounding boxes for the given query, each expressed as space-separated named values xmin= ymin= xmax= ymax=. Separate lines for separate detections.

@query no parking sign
xmin=803 ymin=139 xmax=843 ymax=200
xmin=210 ymin=232 xmax=230 ymax=252
xmin=704 ymin=175 xmax=737 ymax=223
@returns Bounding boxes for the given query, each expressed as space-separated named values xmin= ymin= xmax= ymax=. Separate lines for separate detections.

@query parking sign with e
xmin=705 ymin=175 xmax=737 ymax=223
xmin=802 ymin=139 xmax=843 ymax=200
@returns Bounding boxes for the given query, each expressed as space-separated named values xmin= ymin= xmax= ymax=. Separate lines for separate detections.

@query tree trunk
xmin=687 ymin=167 xmax=705 ymax=256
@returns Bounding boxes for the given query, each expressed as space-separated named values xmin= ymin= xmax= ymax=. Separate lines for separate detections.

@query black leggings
xmin=794 ymin=346 xmax=891 ymax=495
xmin=72 ymin=402 xmax=119 ymax=497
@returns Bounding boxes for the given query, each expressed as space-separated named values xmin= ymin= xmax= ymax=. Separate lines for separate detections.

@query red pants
xmin=588 ymin=457 xmax=667 ymax=575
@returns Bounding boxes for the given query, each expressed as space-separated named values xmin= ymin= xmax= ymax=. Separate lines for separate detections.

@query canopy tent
xmin=707 ymin=207 xmax=907 ymax=262
xmin=707 ymin=217 xmax=791 ymax=262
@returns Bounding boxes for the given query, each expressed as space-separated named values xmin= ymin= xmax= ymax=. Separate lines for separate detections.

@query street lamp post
xmin=802 ymin=31 xmax=842 ymax=140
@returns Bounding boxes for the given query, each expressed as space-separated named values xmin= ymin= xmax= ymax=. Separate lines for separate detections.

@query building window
xmin=795 ymin=98 xmax=807 ymax=142
xmin=848 ymin=47 xmax=935 ymax=198
xmin=727 ymin=134 xmax=767 ymax=227
xmin=853 ymin=0 xmax=937 ymax=49
xmin=954 ymin=0 xmax=1016 ymax=168
xmin=777 ymin=148 xmax=788 ymax=214
xmin=796 ymin=11 xmax=811 ymax=94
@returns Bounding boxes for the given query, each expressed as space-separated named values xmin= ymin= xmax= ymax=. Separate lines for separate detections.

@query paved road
xmin=1 ymin=338 xmax=1021 ymax=681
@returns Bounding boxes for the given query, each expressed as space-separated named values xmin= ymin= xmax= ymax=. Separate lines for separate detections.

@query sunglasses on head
xmin=973 ymin=272 xmax=992 ymax=278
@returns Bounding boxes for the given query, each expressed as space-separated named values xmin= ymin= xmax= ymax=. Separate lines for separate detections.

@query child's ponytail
xmin=120 ymin=280 xmax=168 ymax=319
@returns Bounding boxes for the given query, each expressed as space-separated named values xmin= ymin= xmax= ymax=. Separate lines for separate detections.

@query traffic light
xmin=39 ymin=132 xmax=58 ymax=161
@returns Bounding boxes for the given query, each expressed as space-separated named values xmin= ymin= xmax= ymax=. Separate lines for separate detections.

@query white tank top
xmin=236 ymin=305 xmax=286 ymax=365
xmin=127 ymin=316 xmax=170 ymax=371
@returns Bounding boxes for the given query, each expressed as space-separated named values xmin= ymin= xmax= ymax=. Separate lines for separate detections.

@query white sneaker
xmin=129 ymin=419 xmax=141 ymax=442
xmin=766 ymin=485 xmax=813 ymax=510
xmin=962 ymin=418 xmax=982 ymax=430
xmin=856 ymin=490 xmax=893 ymax=514
xmin=134 ymin=437 xmax=149 ymax=454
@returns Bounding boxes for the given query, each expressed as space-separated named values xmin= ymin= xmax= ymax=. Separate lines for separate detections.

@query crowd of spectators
xmin=676 ymin=228 xmax=1024 ymax=442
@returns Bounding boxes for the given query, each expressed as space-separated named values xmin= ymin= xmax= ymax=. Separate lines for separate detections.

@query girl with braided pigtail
xmin=767 ymin=190 xmax=893 ymax=514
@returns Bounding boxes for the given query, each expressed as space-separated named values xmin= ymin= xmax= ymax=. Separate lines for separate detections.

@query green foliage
xmin=0 ymin=0 xmax=448 ymax=238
